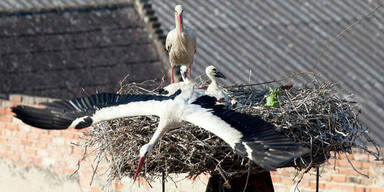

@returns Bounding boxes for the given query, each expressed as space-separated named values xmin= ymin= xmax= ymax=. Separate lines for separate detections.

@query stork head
xmin=174 ymin=5 xmax=183 ymax=33
xmin=205 ymin=65 xmax=226 ymax=80
xmin=133 ymin=143 xmax=152 ymax=183
xmin=175 ymin=5 xmax=183 ymax=15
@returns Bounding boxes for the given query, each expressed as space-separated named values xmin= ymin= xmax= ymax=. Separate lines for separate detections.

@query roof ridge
xmin=0 ymin=1 xmax=131 ymax=16
xmin=132 ymin=0 xmax=169 ymax=75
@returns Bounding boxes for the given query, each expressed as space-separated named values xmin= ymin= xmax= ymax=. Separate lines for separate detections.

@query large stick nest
xmin=77 ymin=74 xmax=381 ymax=186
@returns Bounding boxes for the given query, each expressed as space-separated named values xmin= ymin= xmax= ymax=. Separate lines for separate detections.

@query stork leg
xmin=188 ymin=64 xmax=191 ymax=78
xmin=171 ymin=66 xmax=175 ymax=83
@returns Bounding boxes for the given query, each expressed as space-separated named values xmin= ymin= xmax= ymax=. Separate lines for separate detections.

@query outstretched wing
xmin=182 ymin=96 xmax=309 ymax=170
xmin=12 ymin=91 xmax=181 ymax=130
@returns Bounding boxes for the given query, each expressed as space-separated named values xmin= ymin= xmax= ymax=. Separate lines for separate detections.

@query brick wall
xmin=0 ymin=94 xmax=383 ymax=192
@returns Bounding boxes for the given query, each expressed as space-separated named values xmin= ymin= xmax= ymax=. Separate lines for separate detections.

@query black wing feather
xmin=192 ymin=96 xmax=309 ymax=170
xmin=12 ymin=91 xmax=181 ymax=130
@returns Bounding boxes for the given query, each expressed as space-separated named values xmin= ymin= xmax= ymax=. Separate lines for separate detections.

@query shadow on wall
xmin=0 ymin=159 xmax=83 ymax=192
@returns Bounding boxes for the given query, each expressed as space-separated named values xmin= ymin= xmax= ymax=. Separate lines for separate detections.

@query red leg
xmin=171 ymin=66 xmax=174 ymax=83
xmin=188 ymin=65 xmax=191 ymax=78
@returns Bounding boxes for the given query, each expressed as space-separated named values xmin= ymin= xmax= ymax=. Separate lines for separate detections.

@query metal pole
xmin=316 ymin=166 xmax=319 ymax=192
xmin=162 ymin=171 xmax=165 ymax=192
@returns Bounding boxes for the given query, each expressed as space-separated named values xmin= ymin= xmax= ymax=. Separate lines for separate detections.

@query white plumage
xmin=204 ymin=65 xmax=228 ymax=103
xmin=165 ymin=5 xmax=197 ymax=83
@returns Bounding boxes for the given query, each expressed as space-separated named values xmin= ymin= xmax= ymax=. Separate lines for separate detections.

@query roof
xmin=0 ymin=2 xmax=165 ymax=99
xmin=151 ymin=1 xmax=384 ymax=145
xmin=0 ymin=0 xmax=130 ymax=13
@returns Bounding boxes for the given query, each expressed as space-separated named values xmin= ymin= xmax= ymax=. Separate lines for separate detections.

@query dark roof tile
xmin=0 ymin=4 xmax=164 ymax=99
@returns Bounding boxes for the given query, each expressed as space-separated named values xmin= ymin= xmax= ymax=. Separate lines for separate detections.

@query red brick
xmin=9 ymin=95 xmax=22 ymax=103
xmin=39 ymin=134 xmax=53 ymax=143
xmin=331 ymin=175 xmax=346 ymax=182
xmin=57 ymin=146 xmax=72 ymax=154
xmin=280 ymin=178 xmax=294 ymax=185
xmin=362 ymin=162 xmax=371 ymax=169
xmin=0 ymin=108 xmax=11 ymax=115
xmin=114 ymin=183 xmax=124 ymax=190
xmin=62 ymin=131 xmax=76 ymax=139
xmin=31 ymin=128 xmax=49 ymax=135
xmin=49 ymin=130 xmax=62 ymax=136
xmin=6 ymin=123 xmax=19 ymax=131
xmin=300 ymin=189 xmax=316 ymax=192
xmin=0 ymin=122 xmax=6 ymax=129
xmin=27 ymin=133 xmax=39 ymax=140
xmin=64 ymin=168 xmax=76 ymax=175
xmin=370 ymin=188 xmax=384 ymax=192
xmin=15 ymin=132 xmax=27 ymax=138
xmin=3 ymin=129 xmax=16 ymax=137
xmin=338 ymin=168 xmax=365 ymax=176
xmin=271 ymin=176 xmax=281 ymax=182
xmin=32 ymin=142 xmax=47 ymax=149
xmin=309 ymin=182 xmax=324 ymax=189
xmin=361 ymin=177 xmax=373 ymax=185
xmin=354 ymin=153 xmax=370 ymax=161
xmin=20 ymin=140 xmax=33 ymax=146
xmin=0 ymin=137 xmax=7 ymax=144
xmin=24 ymin=148 xmax=37 ymax=155
xmin=53 ymin=167 xmax=65 ymax=175
xmin=0 ymin=115 xmax=12 ymax=122
xmin=325 ymin=183 xmax=355 ymax=191
xmin=6 ymin=152 xmax=21 ymax=160
xmin=72 ymin=147 xmax=85 ymax=155
xmin=354 ymin=186 xmax=366 ymax=192
xmin=298 ymin=181 xmax=310 ymax=188
xmin=338 ymin=153 xmax=354 ymax=160
xmin=347 ymin=176 xmax=361 ymax=184
xmin=31 ymin=157 xmax=42 ymax=164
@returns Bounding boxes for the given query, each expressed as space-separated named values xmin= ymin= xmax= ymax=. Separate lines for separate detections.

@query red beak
xmin=133 ymin=156 xmax=145 ymax=183
xmin=178 ymin=14 xmax=183 ymax=33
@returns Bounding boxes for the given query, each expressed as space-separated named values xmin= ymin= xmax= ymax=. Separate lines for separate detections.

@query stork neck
xmin=147 ymin=119 xmax=168 ymax=152
xmin=209 ymin=75 xmax=217 ymax=85
xmin=175 ymin=13 xmax=184 ymax=36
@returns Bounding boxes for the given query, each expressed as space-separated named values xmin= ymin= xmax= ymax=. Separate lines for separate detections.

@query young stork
xmin=159 ymin=65 xmax=227 ymax=101
xmin=166 ymin=4 xmax=197 ymax=83
xmin=204 ymin=65 xmax=228 ymax=103
xmin=158 ymin=65 xmax=191 ymax=96
xmin=11 ymin=86 xmax=309 ymax=183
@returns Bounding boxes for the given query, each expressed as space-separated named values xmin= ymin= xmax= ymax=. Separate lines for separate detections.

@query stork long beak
xmin=178 ymin=13 xmax=183 ymax=33
xmin=215 ymin=71 xmax=226 ymax=79
xmin=133 ymin=156 xmax=146 ymax=183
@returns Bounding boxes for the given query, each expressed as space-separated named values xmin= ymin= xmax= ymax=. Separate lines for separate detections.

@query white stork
xmin=158 ymin=65 xmax=191 ymax=96
xmin=11 ymin=86 xmax=309 ymax=183
xmin=159 ymin=65 xmax=227 ymax=102
xmin=204 ymin=65 xmax=228 ymax=103
xmin=166 ymin=4 xmax=197 ymax=83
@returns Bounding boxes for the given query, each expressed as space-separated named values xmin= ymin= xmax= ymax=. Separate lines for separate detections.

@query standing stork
xmin=166 ymin=4 xmax=197 ymax=83
xmin=11 ymin=86 xmax=309 ymax=183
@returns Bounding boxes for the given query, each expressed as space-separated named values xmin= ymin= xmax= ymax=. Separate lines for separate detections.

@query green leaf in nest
xmin=265 ymin=87 xmax=282 ymax=108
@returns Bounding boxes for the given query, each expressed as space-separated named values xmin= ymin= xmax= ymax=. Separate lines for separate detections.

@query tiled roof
xmin=0 ymin=3 xmax=165 ymax=99
xmin=0 ymin=0 xmax=130 ymax=13
xmin=151 ymin=1 xmax=384 ymax=145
